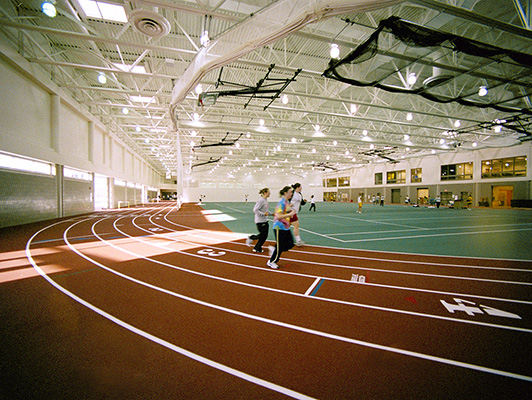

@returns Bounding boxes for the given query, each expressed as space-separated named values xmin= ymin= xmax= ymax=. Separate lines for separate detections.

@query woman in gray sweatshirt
xmin=246 ymin=188 xmax=270 ymax=253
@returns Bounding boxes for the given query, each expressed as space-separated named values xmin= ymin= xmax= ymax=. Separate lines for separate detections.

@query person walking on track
xmin=268 ymin=186 xmax=296 ymax=269
xmin=290 ymin=182 xmax=304 ymax=246
xmin=309 ymin=195 xmax=316 ymax=212
xmin=246 ymin=188 xmax=270 ymax=253
xmin=356 ymin=192 xmax=363 ymax=213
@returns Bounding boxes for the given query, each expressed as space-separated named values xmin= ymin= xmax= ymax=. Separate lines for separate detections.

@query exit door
xmin=492 ymin=186 xmax=513 ymax=207
xmin=391 ymin=189 xmax=401 ymax=204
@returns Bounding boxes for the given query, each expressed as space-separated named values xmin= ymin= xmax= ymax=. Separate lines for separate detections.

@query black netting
xmin=323 ymin=16 xmax=532 ymax=117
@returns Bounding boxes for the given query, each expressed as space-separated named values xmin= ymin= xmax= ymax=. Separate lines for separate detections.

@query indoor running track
xmin=1 ymin=202 xmax=532 ymax=399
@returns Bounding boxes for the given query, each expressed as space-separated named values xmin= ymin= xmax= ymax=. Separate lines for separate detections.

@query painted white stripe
xmin=143 ymin=213 xmax=532 ymax=288
xmin=32 ymin=218 xmax=532 ymax=383
xmin=25 ymin=222 xmax=316 ymax=400
xmin=126 ymin=210 xmax=532 ymax=320
xmin=304 ymin=277 xmax=322 ymax=296
xmin=325 ymin=222 xmax=532 ymax=237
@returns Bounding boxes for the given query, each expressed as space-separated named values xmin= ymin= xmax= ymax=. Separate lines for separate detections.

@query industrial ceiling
xmin=1 ymin=0 xmax=531 ymax=179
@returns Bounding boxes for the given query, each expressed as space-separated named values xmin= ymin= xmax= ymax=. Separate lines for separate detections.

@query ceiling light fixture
xmin=362 ymin=129 xmax=368 ymax=136
xmin=406 ymin=112 xmax=413 ymax=121
xmin=259 ymin=119 xmax=265 ymax=126
xmin=97 ymin=73 xmax=106 ymax=84
xmin=200 ymin=31 xmax=210 ymax=46
xmin=195 ymin=84 xmax=203 ymax=95
xmin=407 ymin=73 xmax=417 ymax=85
xmin=478 ymin=85 xmax=488 ymax=96
xmin=281 ymin=94 xmax=289 ymax=104
xmin=454 ymin=120 xmax=461 ymax=128
xmin=41 ymin=1 xmax=57 ymax=18
xmin=330 ymin=43 xmax=340 ymax=59
xmin=350 ymin=104 xmax=357 ymax=114
xmin=122 ymin=107 xmax=129 ymax=114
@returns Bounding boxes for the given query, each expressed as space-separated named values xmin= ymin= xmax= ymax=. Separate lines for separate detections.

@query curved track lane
xmin=16 ymin=203 xmax=532 ymax=398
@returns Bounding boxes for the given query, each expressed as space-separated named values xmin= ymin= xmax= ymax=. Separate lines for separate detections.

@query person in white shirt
xmin=309 ymin=195 xmax=316 ymax=212
xmin=356 ymin=193 xmax=363 ymax=213
xmin=290 ymin=183 xmax=304 ymax=246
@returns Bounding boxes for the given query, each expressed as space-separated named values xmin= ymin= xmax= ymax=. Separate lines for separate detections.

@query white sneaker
xmin=268 ymin=246 xmax=275 ymax=256
xmin=267 ymin=260 xmax=279 ymax=269
xmin=296 ymin=241 xmax=304 ymax=246
xmin=246 ymin=237 xmax=252 ymax=247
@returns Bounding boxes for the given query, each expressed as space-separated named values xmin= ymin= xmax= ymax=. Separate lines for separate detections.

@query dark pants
xmin=269 ymin=229 xmax=294 ymax=264
xmin=309 ymin=203 xmax=316 ymax=212
xmin=250 ymin=222 xmax=269 ymax=251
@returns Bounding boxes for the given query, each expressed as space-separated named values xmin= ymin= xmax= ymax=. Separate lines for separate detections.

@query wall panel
xmin=0 ymin=169 xmax=56 ymax=228
xmin=63 ymin=178 xmax=93 ymax=217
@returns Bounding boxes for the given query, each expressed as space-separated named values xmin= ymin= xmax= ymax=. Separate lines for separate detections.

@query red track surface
xmin=1 ymin=202 xmax=531 ymax=399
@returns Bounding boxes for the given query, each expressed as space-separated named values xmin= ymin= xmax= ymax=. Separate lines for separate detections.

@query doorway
xmin=94 ymin=174 xmax=109 ymax=210
xmin=492 ymin=185 xmax=513 ymax=207
xmin=391 ymin=189 xmax=401 ymax=204
xmin=417 ymin=188 xmax=429 ymax=204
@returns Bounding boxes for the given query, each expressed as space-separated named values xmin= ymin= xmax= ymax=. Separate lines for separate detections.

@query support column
xmin=56 ymin=163 xmax=63 ymax=218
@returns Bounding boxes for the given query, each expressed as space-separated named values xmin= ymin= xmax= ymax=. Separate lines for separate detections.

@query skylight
xmin=79 ymin=0 xmax=128 ymax=23
xmin=130 ymin=95 xmax=156 ymax=104
xmin=113 ymin=63 xmax=146 ymax=74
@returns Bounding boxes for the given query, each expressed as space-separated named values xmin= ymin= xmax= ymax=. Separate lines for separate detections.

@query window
xmin=0 ymin=152 xmax=55 ymax=175
xmin=386 ymin=170 xmax=406 ymax=184
xmin=441 ymin=162 xmax=473 ymax=180
xmin=64 ymin=167 xmax=91 ymax=181
xmin=482 ymin=156 xmax=527 ymax=178
xmin=411 ymin=168 xmax=422 ymax=183
xmin=323 ymin=192 xmax=337 ymax=202
xmin=325 ymin=178 xmax=338 ymax=187
xmin=79 ymin=0 xmax=128 ymax=23
xmin=375 ymin=172 xmax=383 ymax=185
xmin=338 ymin=176 xmax=350 ymax=187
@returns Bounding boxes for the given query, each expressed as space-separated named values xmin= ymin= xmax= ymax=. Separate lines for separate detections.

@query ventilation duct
xmin=129 ymin=9 xmax=171 ymax=38
xmin=169 ymin=0 xmax=405 ymax=126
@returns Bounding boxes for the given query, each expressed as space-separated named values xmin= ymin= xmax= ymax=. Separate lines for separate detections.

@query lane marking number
xmin=441 ymin=298 xmax=521 ymax=320
xmin=197 ymin=248 xmax=226 ymax=257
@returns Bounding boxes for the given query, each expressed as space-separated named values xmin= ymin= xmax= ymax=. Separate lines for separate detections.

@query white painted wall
xmin=0 ymin=40 xmax=161 ymax=188
xmin=183 ymin=169 xmax=324 ymax=203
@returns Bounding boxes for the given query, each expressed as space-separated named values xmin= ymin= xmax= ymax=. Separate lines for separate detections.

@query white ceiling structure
xmin=1 ymin=0 xmax=531 ymax=179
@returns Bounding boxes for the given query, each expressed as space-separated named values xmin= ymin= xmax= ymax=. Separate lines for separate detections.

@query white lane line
xmin=144 ymin=214 xmax=532 ymax=288
xmin=36 ymin=217 xmax=532 ymax=383
xmin=304 ymin=277 xmax=323 ymax=296
xmin=325 ymin=222 xmax=532 ymax=237
xmin=329 ymin=214 xmax=425 ymax=230
xmin=89 ymin=215 xmax=532 ymax=333
xmin=152 ymin=208 xmax=532 ymax=304
xmin=25 ymin=226 xmax=315 ymax=400
xmin=340 ymin=227 xmax=532 ymax=243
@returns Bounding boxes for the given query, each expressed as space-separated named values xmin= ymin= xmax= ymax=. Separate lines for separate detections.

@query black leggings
xmin=250 ymin=222 xmax=269 ymax=251
xmin=269 ymin=229 xmax=294 ymax=263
